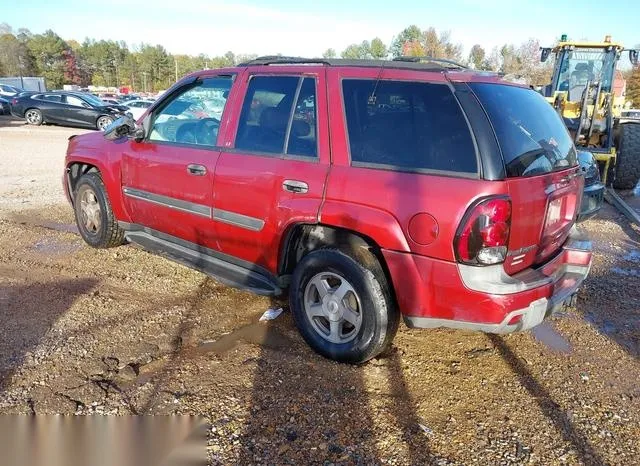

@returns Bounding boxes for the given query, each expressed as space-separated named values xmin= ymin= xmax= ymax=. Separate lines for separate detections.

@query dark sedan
xmin=0 ymin=96 xmax=10 ymax=115
xmin=10 ymin=91 xmax=129 ymax=130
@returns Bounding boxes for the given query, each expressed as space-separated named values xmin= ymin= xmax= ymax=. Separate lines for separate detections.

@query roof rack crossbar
xmin=238 ymin=55 xmax=331 ymax=66
xmin=392 ymin=56 xmax=469 ymax=69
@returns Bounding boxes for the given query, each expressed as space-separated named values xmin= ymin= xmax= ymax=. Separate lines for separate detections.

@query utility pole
xmin=174 ymin=57 xmax=178 ymax=82
xmin=18 ymin=56 xmax=24 ymax=89
xmin=114 ymin=59 xmax=119 ymax=88
xmin=142 ymin=72 xmax=148 ymax=93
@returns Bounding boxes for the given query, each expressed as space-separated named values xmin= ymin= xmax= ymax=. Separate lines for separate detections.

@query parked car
xmin=576 ymin=151 xmax=605 ymax=221
xmin=11 ymin=91 xmax=129 ymax=130
xmin=123 ymin=99 xmax=154 ymax=120
xmin=101 ymin=98 xmax=121 ymax=106
xmin=620 ymin=109 xmax=640 ymax=123
xmin=0 ymin=84 xmax=22 ymax=97
xmin=0 ymin=96 xmax=11 ymax=115
xmin=63 ymin=58 xmax=593 ymax=363
xmin=118 ymin=94 xmax=141 ymax=103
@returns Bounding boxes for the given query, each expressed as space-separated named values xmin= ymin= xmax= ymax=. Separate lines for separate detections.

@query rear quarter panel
xmin=322 ymin=66 xmax=508 ymax=260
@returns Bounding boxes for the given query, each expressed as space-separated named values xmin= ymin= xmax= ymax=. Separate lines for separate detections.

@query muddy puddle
xmin=30 ymin=237 xmax=82 ymax=255
xmin=198 ymin=321 xmax=292 ymax=356
xmin=4 ymin=213 xmax=78 ymax=234
xmin=531 ymin=321 xmax=572 ymax=353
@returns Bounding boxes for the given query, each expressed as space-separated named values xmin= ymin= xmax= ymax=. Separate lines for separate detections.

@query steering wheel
xmin=195 ymin=117 xmax=220 ymax=145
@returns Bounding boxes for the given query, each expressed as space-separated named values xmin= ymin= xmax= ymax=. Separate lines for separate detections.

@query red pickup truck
xmin=64 ymin=57 xmax=592 ymax=363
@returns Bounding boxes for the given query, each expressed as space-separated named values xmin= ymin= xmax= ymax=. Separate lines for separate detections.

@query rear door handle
xmin=282 ymin=180 xmax=309 ymax=193
xmin=187 ymin=164 xmax=207 ymax=176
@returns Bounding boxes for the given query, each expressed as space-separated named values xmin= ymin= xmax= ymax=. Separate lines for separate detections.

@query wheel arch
xmin=65 ymin=159 xmax=131 ymax=222
xmin=278 ymin=223 xmax=397 ymax=303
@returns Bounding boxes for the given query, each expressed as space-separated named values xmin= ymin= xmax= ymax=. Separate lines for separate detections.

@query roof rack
xmin=392 ymin=56 xmax=469 ymax=70
xmin=238 ymin=55 xmax=331 ymax=66
xmin=236 ymin=56 xmax=464 ymax=72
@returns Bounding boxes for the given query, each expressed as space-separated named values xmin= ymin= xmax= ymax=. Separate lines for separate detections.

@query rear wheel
xmin=613 ymin=123 xmax=640 ymax=189
xmin=96 ymin=115 xmax=114 ymax=131
xmin=290 ymin=248 xmax=399 ymax=364
xmin=25 ymin=108 xmax=42 ymax=126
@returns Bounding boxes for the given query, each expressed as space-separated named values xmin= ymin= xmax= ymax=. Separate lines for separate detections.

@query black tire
xmin=96 ymin=115 xmax=114 ymax=131
xmin=24 ymin=108 xmax=42 ymax=126
xmin=613 ymin=123 xmax=640 ymax=189
xmin=73 ymin=172 xmax=125 ymax=248
xmin=290 ymin=248 xmax=399 ymax=364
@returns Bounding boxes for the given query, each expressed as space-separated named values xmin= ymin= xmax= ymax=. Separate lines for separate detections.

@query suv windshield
xmin=471 ymin=83 xmax=577 ymax=177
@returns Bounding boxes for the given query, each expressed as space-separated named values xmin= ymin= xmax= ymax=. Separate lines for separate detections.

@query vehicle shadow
xmin=488 ymin=334 xmax=604 ymax=465
xmin=0 ymin=115 xmax=23 ymax=128
xmin=0 ymin=278 xmax=99 ymax=399
xmin=234 ymin=296 xmax=442 ymax=465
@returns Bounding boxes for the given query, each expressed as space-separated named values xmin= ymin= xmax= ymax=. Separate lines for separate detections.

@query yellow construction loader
xmin=541 ymin=35 xmax=640 ymax=189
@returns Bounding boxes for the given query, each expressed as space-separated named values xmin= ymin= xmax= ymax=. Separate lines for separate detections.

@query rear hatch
xmin=470 ymin=83 xmax=582 ymax=274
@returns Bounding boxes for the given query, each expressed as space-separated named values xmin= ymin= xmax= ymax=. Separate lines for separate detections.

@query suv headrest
xmin=291 ymin=119 xmax=311 ymax=137
xmin=260 ymin=107 xmax=289 ymax=131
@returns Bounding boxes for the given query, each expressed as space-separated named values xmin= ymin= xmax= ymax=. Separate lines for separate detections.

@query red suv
xmin=64 ymin=57 xmax=592 ymax=363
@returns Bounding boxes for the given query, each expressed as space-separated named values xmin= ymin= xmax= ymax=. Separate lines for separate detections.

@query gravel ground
xmin=0 ymin=117 xmax=639 ymax=465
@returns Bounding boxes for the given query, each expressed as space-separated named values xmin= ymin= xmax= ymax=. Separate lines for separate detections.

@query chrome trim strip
xmin=212 ymin=208 xmax=264 ymax=232
xmin=122 ymin=187 xmax=212 ymax=218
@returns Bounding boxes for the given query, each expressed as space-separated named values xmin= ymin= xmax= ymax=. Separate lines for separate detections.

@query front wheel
xmin=96 ymin=115 xmax=114 ymax=131
xmin=613 ymin=123 xmax=640 ymax=189
xmin=290 ymin=248 xmax=399 ymax=364
xmin=73 ymin=172 xmax=125 ymax=248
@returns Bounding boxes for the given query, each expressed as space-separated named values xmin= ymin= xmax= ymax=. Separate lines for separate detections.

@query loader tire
xmin=613 ymin=123 xmax=640 ymax=190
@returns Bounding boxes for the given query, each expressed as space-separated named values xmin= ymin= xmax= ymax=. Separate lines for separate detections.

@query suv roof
xmin=181 ymin=56 xmax=509 ymax=87
xmin=237 ymin=55 xmax=471 ymax=71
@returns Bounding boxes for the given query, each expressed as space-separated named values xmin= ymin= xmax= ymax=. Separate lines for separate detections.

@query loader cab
xmin=550 ymin=47 xmax=618 ymax=99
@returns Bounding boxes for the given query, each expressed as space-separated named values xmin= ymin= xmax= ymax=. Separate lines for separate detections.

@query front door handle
xmin=282 ymin=180 xmax=309 ymax=193
xmin=187 ymin=164 xmax=207 ymax=176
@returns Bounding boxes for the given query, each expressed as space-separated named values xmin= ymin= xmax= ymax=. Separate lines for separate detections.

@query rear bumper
xmin=383 ymin=228 xmax=592 ymax=334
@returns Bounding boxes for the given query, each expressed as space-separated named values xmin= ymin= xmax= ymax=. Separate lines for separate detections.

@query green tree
xmin=341 ymin=43 xmax=367 ymax=59
xmin=322 ymin=48 xmax=336 ymax=58
xmin=390 ymin=25 xmax=422 ymax=57
xmin=27 ymin=30 xmax=68 ymax=88
xmin=468 ymin=44 xmax=486 ymax=69
xmin=369 ymin=38 xmax=387 ymax=59
xmin=0 ymin=33 xmax=35 ymax=77
xmin=626 ymin=66 xmax=640 ymax=107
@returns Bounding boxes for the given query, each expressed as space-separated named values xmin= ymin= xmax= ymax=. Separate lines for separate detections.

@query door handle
xmin=282 ymin=180 xmax=309 ymax=194
xmin=187 ymin=164 xmax=207 ymax=176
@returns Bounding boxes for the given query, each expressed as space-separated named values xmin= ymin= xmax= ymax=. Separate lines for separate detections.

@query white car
xmin=0 ymin=84 xmax=22 ymax=97
xmin=124 ymin=99 xmax=154 ymax=120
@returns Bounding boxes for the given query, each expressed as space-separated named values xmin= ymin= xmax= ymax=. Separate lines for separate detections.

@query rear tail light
xmin=454 ymin=197 xmax=511 ymax=265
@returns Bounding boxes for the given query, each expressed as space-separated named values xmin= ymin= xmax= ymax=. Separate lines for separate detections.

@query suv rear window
xmin=342 ymin=79 xmax=477 ymax=174
xmin=470 ymin=83 xmax=577 ymax=177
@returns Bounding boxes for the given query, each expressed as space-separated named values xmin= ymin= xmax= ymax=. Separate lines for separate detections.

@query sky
xmin=3 ymin=0 xmax=640 ymax=59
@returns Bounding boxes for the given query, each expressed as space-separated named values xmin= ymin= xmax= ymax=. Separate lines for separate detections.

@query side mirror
xmin=103 ymin=115 xmax=139 ymax=141
xmin=540 ymin=48 xmax=552 ymax=63
xmin=629 ymin=49 xmax=639 ymax=66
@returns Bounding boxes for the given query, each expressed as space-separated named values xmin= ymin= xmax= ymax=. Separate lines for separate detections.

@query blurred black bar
xmin=0 ymin=415 xmax=208 ymax=466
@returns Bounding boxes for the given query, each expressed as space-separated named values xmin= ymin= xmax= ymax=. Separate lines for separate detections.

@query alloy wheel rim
xmin=98 ymin=117 xmax=112 ymax=130
xmin=79 ymin=188 xmax=101 ymax=234
xmin=303 ymin=271 xmax=363 ymax=344
xmin=26 ymin=110 xmax=40 ymax=124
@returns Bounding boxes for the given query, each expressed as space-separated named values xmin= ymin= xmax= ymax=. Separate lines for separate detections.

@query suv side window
xmin=342 ymin=79 xmax=477 ymax=174
xmin=149 ymin=76 xmax=232 ymax=148
xmin=235 ymin=76 xmax=317 ymax=157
